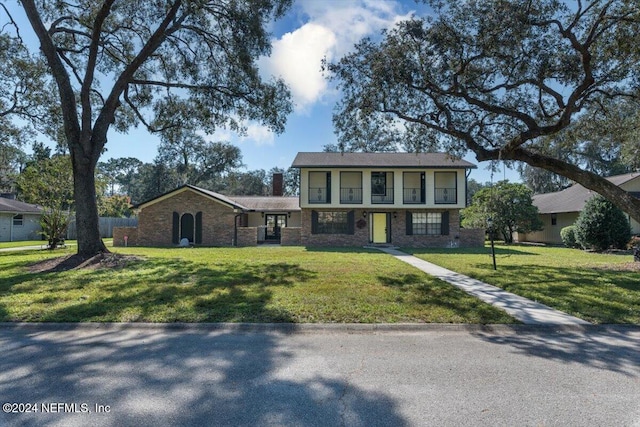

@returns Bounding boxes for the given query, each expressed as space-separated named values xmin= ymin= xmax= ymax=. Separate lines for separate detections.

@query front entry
xmin=371 ymin=213 xmax=389 ymax=244
xmin=265 ymin=214 xmax=287 ymax=242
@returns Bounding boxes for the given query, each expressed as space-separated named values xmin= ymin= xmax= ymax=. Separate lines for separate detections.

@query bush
xmin=574 ymin=195 xmax=631 ymax=251
xmin=628 ymin=236 xmax=640 ymax=250
xmin=560 ymin=225 xmax=578 ymax=248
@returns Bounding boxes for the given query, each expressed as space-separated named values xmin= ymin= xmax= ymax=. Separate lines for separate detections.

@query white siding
xmin=300 ymin=168 xmax=467 ymax=209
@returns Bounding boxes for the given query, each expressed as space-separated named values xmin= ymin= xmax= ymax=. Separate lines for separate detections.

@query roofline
xmin=133 ymin=185 xmax=246 ymax=210
xmin=291 ymin=165 xmax=476 ymax=169
xmin=0 ymin=210 xmax=43 ymax=214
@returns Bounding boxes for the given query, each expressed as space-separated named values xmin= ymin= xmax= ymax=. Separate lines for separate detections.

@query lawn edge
xmin=1 ymin=322 xmax=637 ymax=334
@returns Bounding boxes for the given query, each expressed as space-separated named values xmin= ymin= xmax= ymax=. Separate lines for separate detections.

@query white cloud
xmin=268 ymin=23 xmax=336 ymax=112
xmin=242 ymin=123 xmax=275 ymax=146
xmin=261 ymin=0 xmax=412 ymax=112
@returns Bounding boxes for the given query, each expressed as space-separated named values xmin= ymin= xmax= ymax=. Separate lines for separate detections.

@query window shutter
xmin=326 ymin=173 xmax=331 ymax=203
xmin=406 ymin=211 xmax=413 ymax=235
xmin=195 ymin=212 xmax=203 ymax=244
xmin=172 ymin=212 xmax=180 ymax=244
xmin=311 ymin=210 xmax=318 ymax=234
xmin=347 ymin=210 xmax=355 ymax=235
xmin=441 ymin=211 xmax=450 ymax=235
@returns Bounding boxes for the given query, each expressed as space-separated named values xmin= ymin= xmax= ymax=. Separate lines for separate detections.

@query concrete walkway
xmin=380 ymin=247 xmax=590 ymax=325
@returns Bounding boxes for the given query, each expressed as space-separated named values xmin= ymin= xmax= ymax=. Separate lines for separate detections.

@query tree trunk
xmin=72 ymin=155 xmax=108 ymax=257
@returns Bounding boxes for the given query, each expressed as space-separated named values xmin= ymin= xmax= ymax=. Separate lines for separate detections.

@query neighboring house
xmin=516 ymin=172 xmax=640 ymax=244
xmin=116 ymin=153 xmax=484 ymax=248
xmin=292 ymin=152 xmax=480 ymax=247
xmin=0 ymin=194 xmax=43 ymax=242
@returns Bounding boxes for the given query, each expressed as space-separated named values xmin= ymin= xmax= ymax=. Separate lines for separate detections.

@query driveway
xmin=1 ymin=324 xmax=639 ymax=427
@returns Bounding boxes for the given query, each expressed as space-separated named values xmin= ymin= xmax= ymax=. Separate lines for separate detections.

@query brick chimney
xmin=272 ymin=173 xmax=284 ymax=197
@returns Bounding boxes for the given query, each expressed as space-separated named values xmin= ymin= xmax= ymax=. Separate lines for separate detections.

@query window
xmin=434 ymin=171 xmax=457 ymax=204
xmin=371 ymin=172 xmax=387 ymax=196
xmin=340 ymin=171 xmax=363 ymax=204
xmin=309 ymin=171 xmax=331 ymax=204
xmin=407 ymin=211 xmax=449 ymax=236
xmin=371 ymin=172 xmax=394 ymax=204
xmin=12 ymin=214 xmax=23 ymax=227
xmin=551 ymin=214 xmax=557 ymax=226
xmin=403 ymin=172 xmax=425 ymax=204
xmin=311 ymin=211 xmax=354 ymax=234
xmin=412 ymin=212 xmax=442 ymax=235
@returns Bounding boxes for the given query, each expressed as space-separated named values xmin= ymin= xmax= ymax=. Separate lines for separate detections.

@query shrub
xmin=574 ymin=195 xmax=631 ymax=251
xmin=628 ymin=236 xmax=640 ymax=250
xmin=560 ymin=225 xmax=578 ymax=248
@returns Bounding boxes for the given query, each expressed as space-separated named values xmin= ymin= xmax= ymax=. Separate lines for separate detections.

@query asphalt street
xmin=0 ymin=324 xmax=639 ymax=427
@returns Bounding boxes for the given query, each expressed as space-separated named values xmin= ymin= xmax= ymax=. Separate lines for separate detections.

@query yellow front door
xmin=372 ymin=213 xmax=387 ymax=243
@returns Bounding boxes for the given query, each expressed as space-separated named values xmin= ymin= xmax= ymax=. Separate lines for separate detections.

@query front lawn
xmin=0 ymin=246 xmax=514 ymax=324
xmin=407 ymin=245 xmax=639 ymax=324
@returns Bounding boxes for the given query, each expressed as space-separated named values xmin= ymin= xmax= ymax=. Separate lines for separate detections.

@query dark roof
xmin=0 ymin=197 xmax=43 ymax=214
xmin=291 ymin=152 xmax=476 ymax=169
xmin=228 ymin=196 xmax=299 ymax=211
xmin=134 ymin=185 xmax=300 ymax=211
xmin=533 ymin=172 xmax=640 ymax=214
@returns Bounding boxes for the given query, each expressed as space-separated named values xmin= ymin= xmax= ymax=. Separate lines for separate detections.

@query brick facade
xmin=137 ymin=189 xmax=236 ymax=246
xmin=281 ymin=227 xmax=302 ymax=246
xmin=127 ymin=187 xmax=483 ymax=248
xmin=300 ymin=208 xmax=482 ymax=248
xmin=113 ymin=226 xmax=139 ymax=247
xmin=236 ymin=227 xmax=258 ymax=247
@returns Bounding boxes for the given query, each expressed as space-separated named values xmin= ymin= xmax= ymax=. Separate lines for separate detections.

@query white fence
xmin=66 ymin=217 xmax=138 ymax=239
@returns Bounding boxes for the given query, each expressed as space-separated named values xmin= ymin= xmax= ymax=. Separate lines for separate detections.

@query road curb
xmin=0 ymin=322 xmax=637 ymax=334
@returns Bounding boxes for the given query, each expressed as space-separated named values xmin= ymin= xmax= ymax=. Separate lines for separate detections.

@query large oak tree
xmin=2 ymin=0 xmax=292 ymax=256
xmin=329 ymin=0 xmax=640 ymax=222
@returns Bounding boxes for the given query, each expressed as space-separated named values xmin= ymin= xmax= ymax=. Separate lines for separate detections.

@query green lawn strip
xmin=0 ymin=246 xmax=514 ymax=324
xmin=0 ymin=240 xmax=48 ymax=249
xmin=0 ymin=240 xmax=84 ymax=249
xmin=407 ymin=245 xmax=639 ymax=324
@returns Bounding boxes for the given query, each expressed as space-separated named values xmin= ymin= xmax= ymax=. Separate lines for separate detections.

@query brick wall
xmin=113 ymin=226 xmax=138 ymax=247
xmin=300 ymin=208 xmax=370 ymax=246
xmin=236 ymin=227 xmax=257 ymax=247
xmin=300 ymin=208 xmax=472 ymax=248
xmin=459 ymin=228 xmax=485 ymax=248
xmin=281 ymin=227 xmax=301 ymax=246
xmin=138 ymin=189 xmax=236 ymax=246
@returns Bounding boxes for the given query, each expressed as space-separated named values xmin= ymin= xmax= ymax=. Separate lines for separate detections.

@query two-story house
xmin=292 ymin=152 xmax=478 ymax=247
xmin=117 ymin=152 xmax=483 ymax=248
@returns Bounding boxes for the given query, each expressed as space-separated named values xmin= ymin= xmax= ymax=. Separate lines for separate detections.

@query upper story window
xmin=403 ymin=172 xmax=425 ymax=204
xmin=308 ymin=171 xmax=331 ymax=204
xmin=371 ymin=172 xmax=394 ymax=204
xmin=434 ymin=172 xmax=457 ymax=204
xmin=12 ymin=214 xmax=23 ymax=227
xmin=340 ymin=172 xmax=362 ymax=204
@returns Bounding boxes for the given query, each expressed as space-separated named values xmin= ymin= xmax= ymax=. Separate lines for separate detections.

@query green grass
xmin=0 ymin=246 xmax=514 ymax=324
xmin=0 ymin=240 xmax=48 ymax=249
xmin=0 ymin=239 xmax=110 ymax=249
xmin=407 ymin=245 xmax=640 ymax=324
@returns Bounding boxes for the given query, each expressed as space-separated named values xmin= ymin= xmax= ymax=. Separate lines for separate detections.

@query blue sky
xmin=12 ymin=0 xmax=518 ymax=184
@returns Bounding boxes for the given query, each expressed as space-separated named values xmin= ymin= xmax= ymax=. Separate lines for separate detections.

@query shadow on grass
xmin=377 ymin=273 xmax=516 ymax=324
xmin=0 ymin=327 xmax=408 ymax=426
xmin=442 ymin=262 xmax=640 ymax=324
xmin=303 ymin=246 xmax=379 ymax=254
xmin=1 ymin=258 xmax=318 ymax=323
